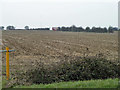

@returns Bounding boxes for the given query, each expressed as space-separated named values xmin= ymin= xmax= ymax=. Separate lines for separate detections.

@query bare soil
xmin=2 ymin=30 xmax=118 ymax=87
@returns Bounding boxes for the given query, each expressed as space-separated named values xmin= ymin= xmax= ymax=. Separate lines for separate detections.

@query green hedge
xmin=24 ymin=56 xmax=119 ymax=84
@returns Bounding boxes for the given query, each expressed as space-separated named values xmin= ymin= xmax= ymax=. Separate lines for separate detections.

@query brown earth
xmin=2 ymin=30 xmax=118 ymax=87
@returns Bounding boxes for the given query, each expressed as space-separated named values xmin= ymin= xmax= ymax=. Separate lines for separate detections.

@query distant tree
xmin=108 ymin=26 xmax=114 ymax=33
xmin=57 ymin=27 xmax=61 ymax=31
xmin=91 ymin=27 xmax=96 ymax=32
xmin=24 ymin=26 xmax=29 ymax=30
xmin=70 ymin=25 xmax=76 ymax=31
xmin=61 ymin=26 xmax=66 ymax=31
xmin=0 ymin=26 xmax=4 ymax=30
xmin=103 ymin=27 xmax=107 ymax=33
xmin=6 ymin=26 xmax=15 ymax=30
xmin=85 ymin=27 xmax=90 ymax=32
xmin=78 ymin=27 xmax=84 ymax=32
xmin=112 ymin=27 xmax=118 ymax=31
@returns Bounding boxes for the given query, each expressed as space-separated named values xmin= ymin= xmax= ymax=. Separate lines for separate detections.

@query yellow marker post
xmin=6 ymin=47 xmax=9 ymax=80
xmin=0 ymin=47 xmax=15 ymax=80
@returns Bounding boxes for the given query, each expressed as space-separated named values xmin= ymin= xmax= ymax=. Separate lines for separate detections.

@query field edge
xmin=14 ymin=78 xmax=119 ymax=88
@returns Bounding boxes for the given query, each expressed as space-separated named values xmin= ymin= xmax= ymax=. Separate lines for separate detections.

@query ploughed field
xmin=2 ymin=30 xmax=118 ymax=86
xmin=2 ymin=30 xmax=118 ymax=71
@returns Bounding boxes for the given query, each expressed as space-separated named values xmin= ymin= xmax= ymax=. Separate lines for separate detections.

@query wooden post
xmin=6 ymin=47 xmax=9 ymax=80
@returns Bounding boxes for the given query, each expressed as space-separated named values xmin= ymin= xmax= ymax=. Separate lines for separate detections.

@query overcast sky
xmin=0 ymin=0 xmax=119 ymax=29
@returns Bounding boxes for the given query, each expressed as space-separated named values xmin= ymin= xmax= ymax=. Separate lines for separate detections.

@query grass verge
xmin=2 ymin=76 xmax=8 ymax=88
xmin=14 ymin=78 xmax=119 ymax=88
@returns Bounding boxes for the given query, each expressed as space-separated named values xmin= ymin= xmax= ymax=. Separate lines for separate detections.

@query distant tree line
xmin=6 ymin=26 xmax=15 ymax=30
xmin=0 ymin=26 xmax=50 ymax=30
xmin=57 ymin=25 xmax=119 ymax=33
xmin=30 ymin=28 xmax=49 ymax=30
xmin=0 ymin=26 xmax=16 ymax=30
xmin=0 ymin=25 xmax=119 ymax=33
